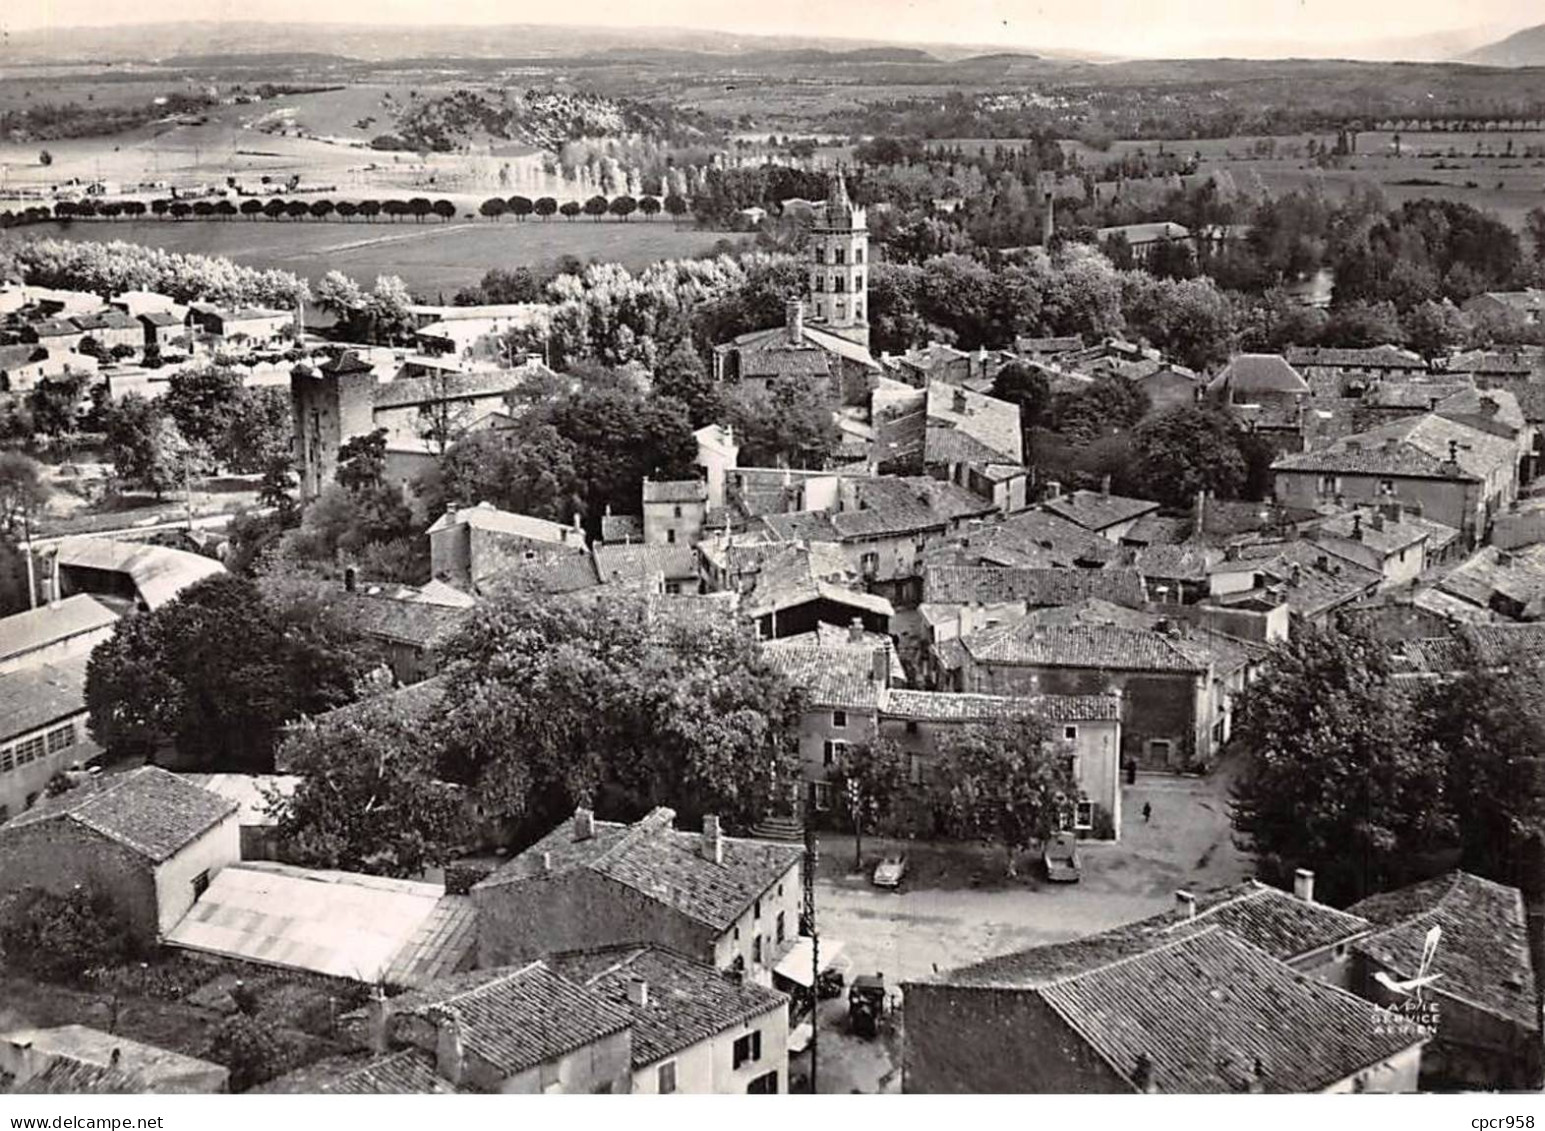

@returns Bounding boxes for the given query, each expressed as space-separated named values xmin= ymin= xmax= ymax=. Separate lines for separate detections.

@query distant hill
xmin=1462 ymin=23 xmax=1545 ymax=66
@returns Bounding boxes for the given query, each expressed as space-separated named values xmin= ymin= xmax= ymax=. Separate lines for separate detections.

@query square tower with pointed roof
xmin=808 ymin=173 xmax=869 ymax=350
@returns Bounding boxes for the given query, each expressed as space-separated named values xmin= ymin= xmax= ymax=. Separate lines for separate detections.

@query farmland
xmin=2 ymin=216 xmax=736 ymax=295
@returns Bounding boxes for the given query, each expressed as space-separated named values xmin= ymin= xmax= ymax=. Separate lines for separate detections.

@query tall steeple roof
xmin=823 ymin=170 xmax=860 ymax=229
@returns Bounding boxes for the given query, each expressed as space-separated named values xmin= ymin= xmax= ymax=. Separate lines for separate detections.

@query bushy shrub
xmin=0 ymin=883 xmax=137 ymax=983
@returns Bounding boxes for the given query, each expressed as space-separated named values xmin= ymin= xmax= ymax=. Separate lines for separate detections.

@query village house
xmin=1205 ymin=539 xmax=1383 ymax=629
xmin=1463 ymin=289 xmax=1545 ymax=328
xmin=1 ymin=1026 xmax=229 ymax=1094
xmin=759 ymin=641 xmax=888 ymax=811
xmin=189 ymin=305 xmax=293 ymax=345
xmin=0 ymin=345 xmax=51 ymax=393
xmin=903 ymin=877 xmax=1427 ymax=1093
xmin=0 ymin=766 xmax=239 ymax=944
xmin=1271 ymin=412 xmax=1520 ymax=547
xmin=472 ymin=807 xmax=805 ymax=986
xmin=939 ymin=615 xmax=1261 ymax=771
xmin=547 ymin=945 xmax=790 ymax=1094
xmin=427 ymin=502 xmax=588 ymax=592
xmin=1286 ymin=344 xmax=1429 ymax=397
xmin=1097 ymin=220 xmax=1193 ymax=262
xmin=719 ymin=541 xmax=894 ymax=638
xmin=1346 ymin=871 xmax=1540 ymax=1090
xmin=1431 ymin=543 xmax=1545 ymax=621
xmin=0 ymin=592 xmax=121 ymax=674
xmin=1305 ymin=506 xmax=1432 ymax=588
xmin=592 ymin=543 xmax=700 ymax=595
xmin=71 ymin=308 xmax=142 ymax=354
xmin=642 ymin=478 xmax=709 ymax=546
xmin=330 ymin=574 xmax=473 ymax=684
xmin=1042 ymin=481 xmax=1160 ymax=543
xmin=138 ymin=311 xmax=186 ymax=353
xmin=179 ymin=773 xmax=298 ymax=861
xmin=22 ymin=318 xmax=86 ymax=354
xmin=0 ymin=657 xmax=101 ymax=824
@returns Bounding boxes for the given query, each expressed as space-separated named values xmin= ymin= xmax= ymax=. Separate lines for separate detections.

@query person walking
xmin=1142 ymin=801 xmax=1152 ymax=823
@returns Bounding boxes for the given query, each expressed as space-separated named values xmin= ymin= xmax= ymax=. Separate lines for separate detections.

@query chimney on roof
xmin=1370 ymin=511 xmax=1385 ymax=532
xmin=1175 ymin=889 xmax=1197 ymax=919
xmin=1289 ymin=563 xmax=1302 ymax=587
xmin=1449 ymin=439 xmax=1460 ymax=464
xmin=1224 ymin=544 xmax=1240 ymax=562
xmin=1132 ymin=1054 xmax=1158 ymax=1094
xmin=109 ymin=1048 xmax=121 ymax=1070
xmin=573 ymin=807 xmax=595 ymax=842
xmin=1101 ymin=474 xmax=1112 ymax=500
xmin=849 ymin=616 xmax=865 ymax=644
xmin=702 ymin=815 xmax=724 ymax=864
xmin=434 ymin=1010 xmax=465 ymax=1087
xmin=1293 ymin=868 xmax=1315 ymax=904
xmin=344 ymin=565 xmax=358 ymax=593
xmin=952 ymin=387 xmax=968 ymax=414
xmin=627 ymin=978 xmax=649 ymax=1008
xmin=365 ymin=985 xmax=392 ymax=1054
xmin=1352 ymin=513 xmax=1363 ymax=540
xmin=786 ymin=298 xmax=804 ymax=346
xmin=1498 ymin=550 xmax=1514 ymax=568
xmin=1315 ymin=554 xmax=1329 ymax=571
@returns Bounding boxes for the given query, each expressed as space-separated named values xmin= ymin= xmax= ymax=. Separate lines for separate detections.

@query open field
xmin=3 ymin=217 xmax=735 ymax=294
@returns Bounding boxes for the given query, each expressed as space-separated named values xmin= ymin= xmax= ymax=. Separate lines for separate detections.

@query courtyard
xmin=803 ymin=765 xmax=1252 ymax=1092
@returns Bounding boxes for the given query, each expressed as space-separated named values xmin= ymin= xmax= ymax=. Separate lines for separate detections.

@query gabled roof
xmin=332 ymin=590 xmax=470 ymax=649
xmin=723 ymin=321 xmax=879 ymax=371
xmin=1 ymin=1026 xmax=227 ymax=1094
xmin=1097 ymin=220 xmax=1191 ymax=244
xmin=1043 ymin=489 xmax=1160 ymax=532
xmin=0 ymin=592 xmax=120 ymax=663
xmin=925 ymin=382 xmax=1023 ymax=465
xmin=1033 ymin=928 xmax=1422 ymax=1092
xmin=881 ymin=688 xmax=1120 ymax=723
xmin=1285 ymin=345 xmax=1427 ymax=371
xmin=1347 ymin=871 xmax=1537 ymax=1031
xmin=477 ymin=807 xmax=804 ymax=932
xmin=389 ymin=961 xmax=633 ymax=1077
xmin=315 ymin=1048 xmax=462 ymax=1094
xmin=1272 ymin=413 xmax=1516 ymax=483
xmin=0 ymin=655 xmax=93 ymax=743
xmin=593 ymin=543 xmax=698 ymax=584
xmin=1 ymin=766 xmax=235 ymax=862
xmin=548 ymin=945 xmax=787 ymax=1068
xmin=772 ymin=621 xmax=906 ymax=683
xmin=372 ymin=367 xmax=531 ymax=410
xmin=923 ymin=565 xmax=1147 ymax=608
xmin=54 ymin=536 xmax=224 ymax=610
xmin=426 ymin=502 xmax=582 ymax=546
xmin=1208 ymin=354 xmax=1310 ymax=397
xmin=741 ymin=545 xmax=893 ymax=620
xmin=960 ymin=621 xmax=1208 ymax=673
xmin=600 ymin=513 xmax=644 ymax=543
xmin=761 ymin=642 xmax=885 ymax=709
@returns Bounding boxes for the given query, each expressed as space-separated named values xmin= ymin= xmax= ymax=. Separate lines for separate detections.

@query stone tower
xmin=807 ymin=172 xmax=869 ymax=349
xmin=290 ymin=351 xmax=377 ymax=502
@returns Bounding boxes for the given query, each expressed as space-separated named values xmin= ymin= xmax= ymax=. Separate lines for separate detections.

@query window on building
xmin=664 ymin=581 xmax=682 ymax=596
xmin=813 ymin=247 xmax=825 ymax=264
xmin=1212 ymin=720 xmax=1225 ymax=744
xmin=855 ymin=272 xmax=863 ymax=290
xmin=0 ymin=746 xmax=13 ymax=774
xmin=909 ymin=755 xmax=924 ymax=785
xmin=1379 ymin=479 xmax=1394 ymax=494
xmin=1149 ymin=739 xmax=1173 ymax=763
xmin=855 ymin=247 xmax=865 ymax=264
xmin=673 ymin=504 xmax=682 ymax=518
xmin=754 ymin=897 xmax=762 ymax=920
xmin=45 ymin=723 xmax=75 ymax=754
xmin=13 ymin=735 xmax=45 ymax=766
xmin=834 ymin=276 xmax=845 ymax=294
xmin=854 ymin=302 xmax=863 ymax=321
xmin=734 ymin=925 xmax=740 ymax=941
xmin=905 ymin=720 xmax=918 ymax=734
xmin=823 ymin=739 xmax=848 ymax=766
xmin=776 ymin=911 xmax=786 ymax=943
xmin=815 ymin=302 xmax=824 ymax=319
xmin=1064 ymin=725 xmax=1078 ymax=741
xmin=832 ymin=709 xmax=847 ymax=728
xmin=732 ymin=1031 xmax=763 ymax=1069
xmin=192 ymin=869 xmax=211 ymax=900
xmin=666 ymin=529 xmax=677 ymax=544
xmin=1075 ymin=800 xmax=1094 ymax=830
xmin=834 ymin=248 xmax=846 ymax=265
xmin=658 ymin=1061 xmax=677 ymax=1094
xmin=747 ymin=1071 xmax=779 ymax=1094
xmin=860 ymin=551 xmax=878 ymax=575
xmin=752 ymin=934 xmax=763 ymax=964
xmin=814 ymin=276 xmax=825 ymax=292
xmin=811 ymin=781 xmax=833 ymax=811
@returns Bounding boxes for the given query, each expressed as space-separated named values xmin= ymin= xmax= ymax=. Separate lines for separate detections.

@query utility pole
xmin=20 ymin=508 xmax=36 ymax=610
xmin=803 ymin=822 xmax=820 ymax=1094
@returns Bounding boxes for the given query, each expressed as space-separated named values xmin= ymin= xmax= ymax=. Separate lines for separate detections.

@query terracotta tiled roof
xmin=11 ymin=1059 xmax=143 ymax=1094
xmin=478 ymin=808 xmax=803 ymax=932
xmin=1273 ymin=413 xmax=1515 ymax=482
xmin=320 ymin=1049 xmax=461 ymax=1094
xmin=333 ymin=590 xmax=470 ymax=648
xmin=1348 ymin=871 xmax=1538 ymax=1030
xmin=593 ymin=543 xmax=697 ymax=584
xmin=961 ymin=621 xmax=1207 ymax=672
xmin=1043 ymin=490 xmax=1161 ymax=533
xmin=642 ymin=479 xmax=709 ymax=504
xmin=925 ymin=382 xmax=1023 ymax=464
xmin=372 ymin=368 xmax=530 ymax=410
xmin=1 ymin=766 xmax=235 ymax=862
xmin=761 ymin=642 xmax=885 ymax=709
xmin=549 ymin=945 xmax=787 ymax=1068
xmin=1132 ymin=544 xmax=1225 ymax=583
xmin=1033 ymin=928 xmax=1423 ymax=1093
xmin=923 ymin=565 xmax=1146 ymax=608
xmin=1208 ymin=354 xmax=1309 ymax=397
xmin=882 ymin=688 xmax=1120 ymax=723
xmin=391 ymin=961 xmax=633 ymax=1076
xmin=1286 ymin=345 xmax=1427 ymax=371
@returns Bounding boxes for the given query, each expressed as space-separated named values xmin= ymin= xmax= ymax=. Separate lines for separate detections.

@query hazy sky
xmin=2 ymin=0 xmax=1540 ymax=57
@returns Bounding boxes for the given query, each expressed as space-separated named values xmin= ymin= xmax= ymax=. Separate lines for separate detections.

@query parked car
xmin=1042 ymin=833 xmax=1081 ymax=882
xmin=871 ymin=853 xmax=908 ymax=889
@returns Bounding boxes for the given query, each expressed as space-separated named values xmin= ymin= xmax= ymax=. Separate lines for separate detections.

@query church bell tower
xmin=807 ymin=172 xmax=869 ymax=350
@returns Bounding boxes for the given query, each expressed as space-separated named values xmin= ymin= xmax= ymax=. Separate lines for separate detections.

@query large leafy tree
xmin=218 ymin=386 xmax=293 ymax=474
xmin=101 ymin=393 xmax=193 ymax=498
xmin=545 ymin=386 xmax=696 ymax=520
xmin=85 ymin=575 xmax=375 ymax=770
xmin=269 ymin=699 xmax=466 ymax=878
xmin=1229 ymin=622 xmax=1454 ymax=905
xmin=421 ymin=424 xmax=583 ymax=524
xmin=836 ymin=739 xmax=910 ymax=869
xmin=991 ymin=361 xmax=1054 ymax=434
xmin=0 ymin=451 xmax=50 ymax=539
xmin=162 ymin=365 xmax=244 ymax=452
xmin=436 ymin=591 xmax=804 ymax=835
xmin=1415 ymin=639 xmax=1545 ymax=887
xmin=933 ymin=714 xmax=1077 ymax=876
xmin=1130 ymin=405 xmax=1248 ymax=507
xmin=722 ymin=375 xmax=839 ymax=470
